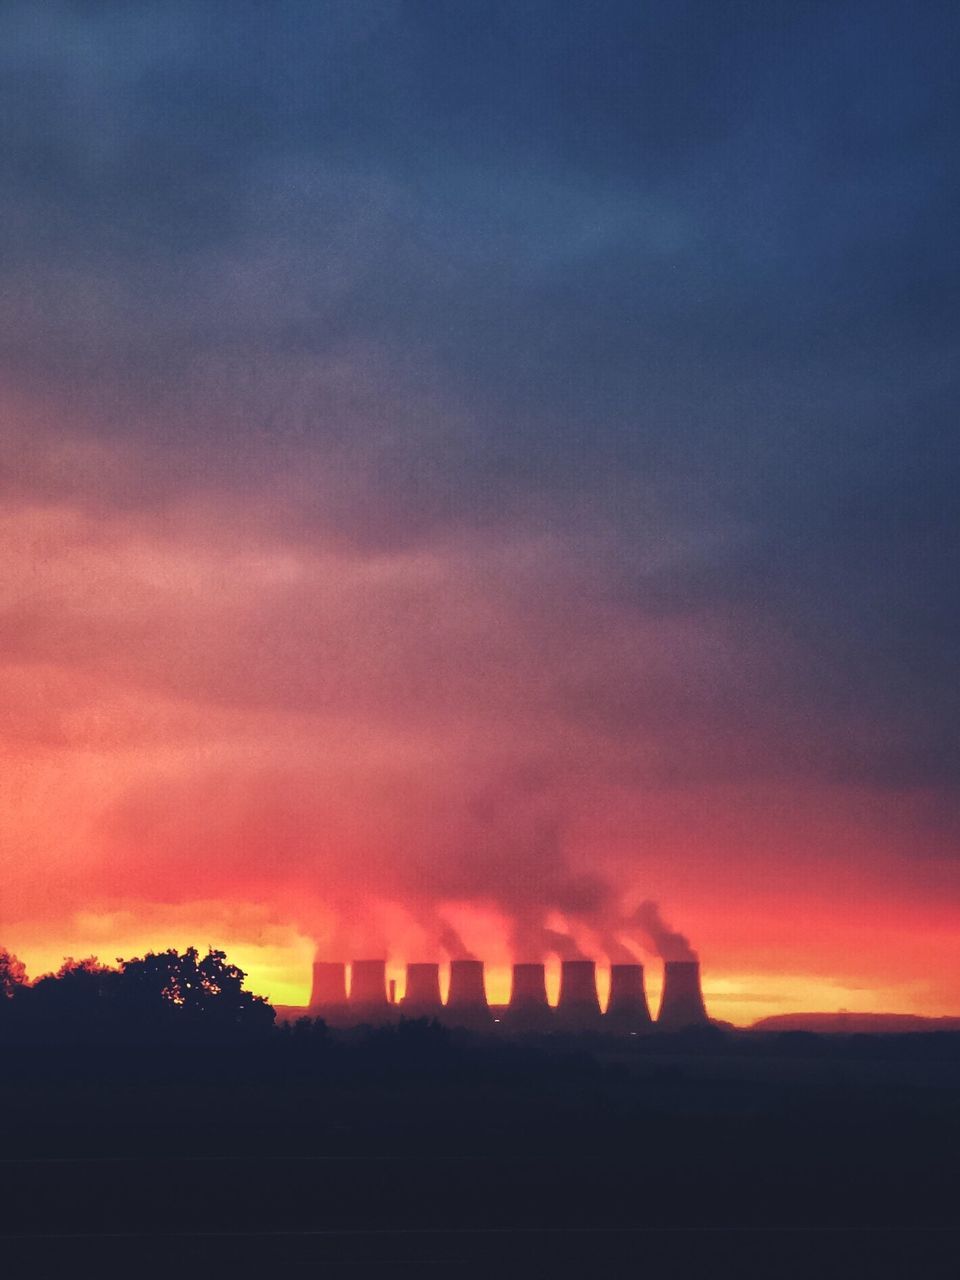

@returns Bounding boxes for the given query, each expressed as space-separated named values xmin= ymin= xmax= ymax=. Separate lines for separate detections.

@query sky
xmin=1 ymin=1 xmax=958 ymax=1024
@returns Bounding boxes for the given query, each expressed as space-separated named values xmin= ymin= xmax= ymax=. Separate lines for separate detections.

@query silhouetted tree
xmin=0 ymin=948 xmax=27 ymax=999
xmin=0 ymin=946 xmax=274 ymax=1044
xmin=26 ymin=957 xmax=121 ymax=1037
xmin=118 ymin=947 xmax=275 ymax=1037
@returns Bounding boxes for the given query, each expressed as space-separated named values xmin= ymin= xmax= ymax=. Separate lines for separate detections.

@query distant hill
xmin=752 ymin=1012 xmax=960 ymax=1034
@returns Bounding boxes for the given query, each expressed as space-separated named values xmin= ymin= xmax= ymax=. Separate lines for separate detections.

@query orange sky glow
xmin=3 ymin=455 xmax=958 ymax=1027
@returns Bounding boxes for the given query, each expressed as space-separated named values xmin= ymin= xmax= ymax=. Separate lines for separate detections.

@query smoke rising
xmin=601 ymin=935 xmax=639 ymax=965
xmin=437 ymin=923 xmax=476 ymax=962
xmin=541 ymin=927 xmax=587 ymax=962
xmin=631 ymin=900 xmax=698 ymax=962
xmin=99 ymin=700 xmax=701 ymax=965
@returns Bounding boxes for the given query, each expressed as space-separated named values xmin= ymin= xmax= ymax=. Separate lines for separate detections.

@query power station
xmin=305 ymin=956 xmax=709 ymax=1030
xmin=348 ymin=959 xmax=390 ymax=1017
xmin=656 ymin=960 xmax=709 ymax=1030
xmin=309 ymin=960 xmax=347 ymax=1023
xmin=444 ymin=959 xmax=490 ymax=1027
xmin=506 ymin=962 xmax=552 ymax=1029
xmin=555 ymin=959 xmax=602 ymax=1027
xmin=400 ymin=962 xmax=442 ymax=1018
xmin=605 ymin=962 xmax=653 ymax=1031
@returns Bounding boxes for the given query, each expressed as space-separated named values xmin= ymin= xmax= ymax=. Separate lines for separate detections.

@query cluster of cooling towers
xmin=309 ymin=958 xmax=710 ymax=1031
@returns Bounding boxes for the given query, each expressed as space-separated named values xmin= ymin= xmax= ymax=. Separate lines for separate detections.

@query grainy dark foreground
xmin=2 ymin=1026 xmax=958 ymax=1276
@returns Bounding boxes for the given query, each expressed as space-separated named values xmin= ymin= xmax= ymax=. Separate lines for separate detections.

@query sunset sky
xmin=2 ymin=2 xmax=958 ymax=1024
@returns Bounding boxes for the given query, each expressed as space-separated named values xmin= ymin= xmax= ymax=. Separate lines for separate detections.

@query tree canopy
xmin=0 ymin=948 xmax=27 ymax=999
xmin=0 ymin=946 xmax=274 ymax=1043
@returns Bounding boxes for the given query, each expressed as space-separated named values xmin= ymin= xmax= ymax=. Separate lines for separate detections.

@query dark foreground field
xmin=2 ymin=1025 xmax=958 ymax=1277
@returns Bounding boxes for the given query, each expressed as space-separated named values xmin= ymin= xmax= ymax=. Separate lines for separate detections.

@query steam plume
xmin=438 ymin=923 xmax=476 ymax=961
xmin=631 ymin=900 xmax=697 ymax=961
xmin=541 ymin=927 xmax=586 ymax=961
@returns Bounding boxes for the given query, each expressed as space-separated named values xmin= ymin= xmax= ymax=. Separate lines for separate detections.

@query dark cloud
xmin=632 ymin=901 xmax=697 ymax=963
xmin=2 ymin=0 xmax=958 ymax=855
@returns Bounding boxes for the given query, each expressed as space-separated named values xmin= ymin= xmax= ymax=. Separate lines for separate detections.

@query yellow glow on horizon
xmin=6 ymin=914 xmax=955 ymax=1028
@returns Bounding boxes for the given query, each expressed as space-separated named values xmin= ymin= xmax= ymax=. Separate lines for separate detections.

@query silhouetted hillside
xmin=753 ymin=1012 xmax=960 ymax=1034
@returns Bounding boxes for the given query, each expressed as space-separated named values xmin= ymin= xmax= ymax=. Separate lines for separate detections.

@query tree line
xmin=0 ymin=945 xmax=275 ymax=1042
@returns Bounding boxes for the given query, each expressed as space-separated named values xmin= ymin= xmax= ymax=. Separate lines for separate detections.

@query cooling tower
xmin=507 ymin=962 xmax=552 ymax=1030
xmin=309 ymin=961 xmax=347 ymax=1011
xmin=555 ymin=959 xmax=601 ymax=1028
xmin=443 ymin=959 xmax=490 ymax=1026
xmin=349 ymin=959 xmax=390 ymax=1019
xmin=657 ymin=960 xmax=709 ymax=1029
xmin=401 ymin=963 xmax=442 ymax=1016
xmin=604 ymin=963 xmax=652 ymax=1031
